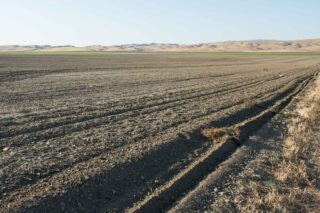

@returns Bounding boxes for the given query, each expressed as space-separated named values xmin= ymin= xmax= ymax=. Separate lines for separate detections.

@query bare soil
xmin=0 ymin=54 xmax=319 ymax=212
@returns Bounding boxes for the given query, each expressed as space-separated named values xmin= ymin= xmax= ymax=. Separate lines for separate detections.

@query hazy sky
xmin=1 ymin=0 xmax=320 ymax=45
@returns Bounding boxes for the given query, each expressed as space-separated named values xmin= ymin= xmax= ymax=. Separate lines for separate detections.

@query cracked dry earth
xmin=0 ymin=53 xmax=319 ymax=212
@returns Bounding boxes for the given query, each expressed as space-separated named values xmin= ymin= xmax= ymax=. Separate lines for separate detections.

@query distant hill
xmin=1 ymin=39 xmax=320 ymax=52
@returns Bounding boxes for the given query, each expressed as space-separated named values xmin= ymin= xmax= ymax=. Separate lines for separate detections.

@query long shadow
xmin=0 ymin=75 xmax=295 ymax=197
xmin=22 ymin=75 xmax=313 ymax=212
xmin=133 ymin=76 xmax=311 ymax=213
xmin=24 ymin=130 xmax=211 ymax=212
xmin=173 ymin=118 xmax=287 ymax=212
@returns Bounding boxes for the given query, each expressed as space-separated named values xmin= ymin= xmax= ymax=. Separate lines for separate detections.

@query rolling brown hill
xmin=1 ymin=39 xmax=320 ymax=52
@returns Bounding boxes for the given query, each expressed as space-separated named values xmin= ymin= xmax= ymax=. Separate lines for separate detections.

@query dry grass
xmin=214 ymin=75 xmax=320 ymax=212
xmin=243 ymin=98 xmax=268 ymax=109
xmin=201 ymin=128 xmax=226 ymax=140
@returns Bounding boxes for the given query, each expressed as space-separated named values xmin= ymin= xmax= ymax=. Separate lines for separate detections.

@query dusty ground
xmin=169 ymin=74 xmax=320 ymax=213
xmin=209 ymin=74 xmax=320 ymax=213
xmin=0 ymin=53 xmax=319 ymax=212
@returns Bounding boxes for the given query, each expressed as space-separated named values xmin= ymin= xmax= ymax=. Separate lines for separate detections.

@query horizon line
xmin=1 ymin=38 xmax=320 ymax=47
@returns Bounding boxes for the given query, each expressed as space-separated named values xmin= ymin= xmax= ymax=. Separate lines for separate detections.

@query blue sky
xmin=1 ymin=0 xmax=320 ymax=45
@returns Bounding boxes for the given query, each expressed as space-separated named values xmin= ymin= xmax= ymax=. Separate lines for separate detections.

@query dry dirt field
xmin=0 ymin=53 xmax=319 ymax=212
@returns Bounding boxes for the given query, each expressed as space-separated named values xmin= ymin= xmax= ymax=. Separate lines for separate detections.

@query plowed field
xmin=0 ymin=53 xmax=319 ymax=212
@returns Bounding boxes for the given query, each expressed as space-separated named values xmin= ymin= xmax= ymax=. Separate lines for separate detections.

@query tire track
xmin=0 ymin=72 xmax=312 ymax=200
xmin=127 ymin=73 xmax=314 ymax=213
xmin=10 ymin=72 xmax=315 ymax=213
xmin=1 ymin=55 xmax=318 ymax=212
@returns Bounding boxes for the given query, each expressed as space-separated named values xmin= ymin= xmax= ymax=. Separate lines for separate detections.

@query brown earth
xmin=0 ymin=53 xmax=319 ymax=212
xmin=170 ymin=72 xmax=320 ymax=213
